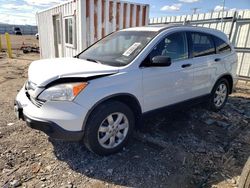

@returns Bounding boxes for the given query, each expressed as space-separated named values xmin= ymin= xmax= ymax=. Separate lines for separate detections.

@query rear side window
xmin=190 ymin=32 xmax=215 ymax=57
xmin=213 ymin=36 xmax=231 ymax=54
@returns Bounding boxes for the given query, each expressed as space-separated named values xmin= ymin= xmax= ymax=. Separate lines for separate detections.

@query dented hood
xmin=28 ymin=58 xmax=119 ymax=87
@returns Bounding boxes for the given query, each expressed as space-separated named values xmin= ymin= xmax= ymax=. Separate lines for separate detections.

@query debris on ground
xmin=20 ymin=43 xmax=39 ymax=54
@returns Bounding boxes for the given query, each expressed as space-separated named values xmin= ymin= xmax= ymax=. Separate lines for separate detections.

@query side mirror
xmin=151 ymin=56 xmax=171 ymax=67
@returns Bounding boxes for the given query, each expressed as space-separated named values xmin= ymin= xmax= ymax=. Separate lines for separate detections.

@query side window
xmin=64 ymin=16 xmax=75 ymax=47
xmin=213 ymin=36 xmax=231 ymax=54
xmin=190 ymin=32 xmax=215 ymax=57
xmin=149 ymin=32 xmax=188 ymax=62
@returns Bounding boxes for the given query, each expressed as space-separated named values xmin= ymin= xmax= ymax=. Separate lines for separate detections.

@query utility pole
xmin=221 ymin=0 xmax=226 ymax=30
xmin=192 ymin=8 xmax=198 ymax=14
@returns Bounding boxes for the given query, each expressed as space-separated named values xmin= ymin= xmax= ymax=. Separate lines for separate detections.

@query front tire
xmin=84 ymin=100 xmax=135 ymax=155
xmin=209 ymin=78 xmax=229 ymax=112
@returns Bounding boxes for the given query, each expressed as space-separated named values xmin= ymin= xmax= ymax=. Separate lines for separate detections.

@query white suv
xmin=15 ymin=25 xmax=238 ymax=155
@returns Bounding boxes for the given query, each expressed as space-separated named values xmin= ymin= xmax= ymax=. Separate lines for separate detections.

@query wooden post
xmin=5 ymin=33 xmax=13 ymax=58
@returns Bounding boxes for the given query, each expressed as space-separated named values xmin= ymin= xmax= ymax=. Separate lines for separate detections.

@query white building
xmin=36 ymin=0 xmax=149 ymax=59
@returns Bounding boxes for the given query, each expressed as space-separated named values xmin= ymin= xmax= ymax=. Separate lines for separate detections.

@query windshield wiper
xmin=86 ymin=58 xmax=102 ymax=64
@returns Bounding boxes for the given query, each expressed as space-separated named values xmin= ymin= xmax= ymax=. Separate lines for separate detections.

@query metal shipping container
xmin=36 ymin=0 xmax=149 ymax=59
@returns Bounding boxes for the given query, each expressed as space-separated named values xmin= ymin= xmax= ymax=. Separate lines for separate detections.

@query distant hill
xmin=0 ymin=23 xmax=38 ymax=35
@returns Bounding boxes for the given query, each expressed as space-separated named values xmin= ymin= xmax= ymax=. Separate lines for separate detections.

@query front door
xmin=142 ymin=32 xmax=194 ymax=112
xmin=53 ymin=15 xmax=63 ymax=57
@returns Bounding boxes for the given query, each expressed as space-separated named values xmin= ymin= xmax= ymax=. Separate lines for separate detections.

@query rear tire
xmin=84 ymin=100 xmax=134 ymax=155
xmin=209 ymin=78 xmax=229 ymax=112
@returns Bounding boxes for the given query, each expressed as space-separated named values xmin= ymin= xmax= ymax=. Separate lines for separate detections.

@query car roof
xmin=122 ymin=24 xmax=177 ymax=32
xmin=123 ymin=24 xmax=228 ymax=41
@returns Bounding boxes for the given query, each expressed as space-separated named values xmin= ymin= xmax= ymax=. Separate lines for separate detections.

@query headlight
xmin=38 ymin=82 xmax=88 ymax=101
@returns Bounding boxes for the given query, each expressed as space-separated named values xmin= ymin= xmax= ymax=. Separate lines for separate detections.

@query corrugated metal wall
xmin=37 ymin=0 xmax=149 ymax=59
xmin=149 ymin=10 xmax=250 ymax=79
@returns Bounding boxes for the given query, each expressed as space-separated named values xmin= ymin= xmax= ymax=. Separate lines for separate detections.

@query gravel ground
xmin=0 ymin=52 xmax=250 ymax=188
xmin=0 ymin=35 xmax=38 ymax=50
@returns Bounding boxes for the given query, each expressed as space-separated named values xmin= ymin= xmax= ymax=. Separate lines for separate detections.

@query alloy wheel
xmin=214 ymin=83 xmax=227 ymax=108
xmin=97 ymin=112 xmax=129 ymax=149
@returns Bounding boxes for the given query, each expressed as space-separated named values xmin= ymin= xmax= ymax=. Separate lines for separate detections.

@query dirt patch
xmin=0 ymin=52 xmax=250 ymax=188
xmin=0 ymin=35 xmax=39 ymax=50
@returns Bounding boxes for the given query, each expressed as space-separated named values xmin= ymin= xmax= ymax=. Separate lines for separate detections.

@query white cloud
xmin=214 ymin=5 xmax=237 ymax=12
xmin=214 ymin=5 xmax=225 ymax=12
xmin=0 ymin=4 xmax=38 ymax=25
xmin=161 ymin=3 xmax=182 ymax=11
xmin=214 ymin=5 xmax=236 ymax=12
xmin=0 ymin=13 xmax=36 ymax=25
xmin=1 ymin=4 xmax=33 ymax=10
xmin=0 ymin=0 xmax=66 ymax=25
xmin=24 ymin=0 xmax=65 ymax=6
xmin=229 ymin=8 xmax=237 ymax=12
xmin=179 ymin=0 xmax=199 ymax=3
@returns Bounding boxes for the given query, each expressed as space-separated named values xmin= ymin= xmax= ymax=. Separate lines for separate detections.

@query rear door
xmin=142 ymin=32 xmax=194 ymax=112
xmin=212 ymin=35 xmax=235 ymax=80
xmin=187 ymin=31 xmax=217 ymax=97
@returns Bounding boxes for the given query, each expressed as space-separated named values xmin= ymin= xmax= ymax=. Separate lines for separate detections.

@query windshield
xmin=79 ymin=31 xmax=157 ymax=67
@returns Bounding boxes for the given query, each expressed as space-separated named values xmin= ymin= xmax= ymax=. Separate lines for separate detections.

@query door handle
xmin=181 ymin=64 xmax=192 ymax=68
xmin=214 ymin=58 xmax=221 ymax=62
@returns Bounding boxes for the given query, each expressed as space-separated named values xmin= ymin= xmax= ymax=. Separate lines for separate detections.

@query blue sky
xmin=0 ymin=0 xmax=249 ymax=25
xmin=130 ymin=0 xmax=250 ymax=17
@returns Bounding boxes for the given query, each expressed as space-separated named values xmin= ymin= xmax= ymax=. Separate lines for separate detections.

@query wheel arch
xmin=82 ymin=93 xmax=142 ymax=131
xmin=213 ymin=74 xmax=233 ymax=94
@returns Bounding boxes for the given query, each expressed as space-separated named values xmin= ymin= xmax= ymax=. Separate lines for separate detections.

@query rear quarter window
xmin=213 ymin=36 xmax=231 ymax=54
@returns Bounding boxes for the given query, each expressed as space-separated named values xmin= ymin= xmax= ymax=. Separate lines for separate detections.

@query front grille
xmin=25 ymin=91 xmax=44 ymax=108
